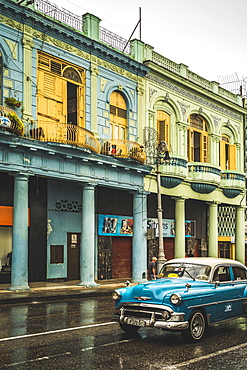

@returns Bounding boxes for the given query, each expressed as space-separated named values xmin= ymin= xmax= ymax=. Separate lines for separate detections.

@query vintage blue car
xmin=112 ymin=257 xmax=247 ymax=341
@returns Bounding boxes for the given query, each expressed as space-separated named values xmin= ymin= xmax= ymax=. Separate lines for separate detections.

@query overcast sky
xmin=50 ymin=0 xmax=247 ymax=84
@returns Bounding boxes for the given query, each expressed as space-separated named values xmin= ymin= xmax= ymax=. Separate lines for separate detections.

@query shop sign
xmin=0 ymin=116 xmax=11 ymax=128
xmin=147 ymin=218 xmax=194 ymax=237
xmin=98 ymin=214 xmax=133 ymax=236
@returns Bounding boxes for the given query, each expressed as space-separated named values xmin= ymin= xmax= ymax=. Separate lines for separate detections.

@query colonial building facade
xmin=139 ymin=49 xmax=246 ymax=265
xmin=0 ymin=0 xmax=150 ymax=288
xmin=0 ymin=0 xmax=246 ymax=290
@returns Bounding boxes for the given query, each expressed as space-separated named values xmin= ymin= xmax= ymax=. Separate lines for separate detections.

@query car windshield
xmin=159 ymin=263 xmax=211 ymax=281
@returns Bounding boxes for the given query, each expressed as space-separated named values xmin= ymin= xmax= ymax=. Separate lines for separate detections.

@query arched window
xmin=37 ymin=51 xmax=85 ymax=127
xmin=220 ymin=134 xmax=236 ymax=170
xmin=110 ymin=91 xmax=127 ymax=140
xmin=187 ymin=114 xmax=208 ymax=163
xmin=157 ymin=111 xmax=170 ymax=148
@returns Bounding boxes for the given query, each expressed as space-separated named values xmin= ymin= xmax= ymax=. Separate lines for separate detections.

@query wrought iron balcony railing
xmin=100 ymin=139 xmax=146 ymax=164
xmin=26 ymin=121 xmax=100 ymax=153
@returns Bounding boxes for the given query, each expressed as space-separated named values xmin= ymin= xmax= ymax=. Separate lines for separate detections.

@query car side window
xmin=232 ymin=266 xmax=247 ymax=280
xmin=213 ymin=266 xmax=231 ymax=282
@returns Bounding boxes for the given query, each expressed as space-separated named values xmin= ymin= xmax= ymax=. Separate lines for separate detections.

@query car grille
xmin=120 ymin=304 xmax=167 ymax=320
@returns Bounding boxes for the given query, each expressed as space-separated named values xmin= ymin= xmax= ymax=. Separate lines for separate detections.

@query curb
xmin=0 ymin=286 xmax=121 ymax=305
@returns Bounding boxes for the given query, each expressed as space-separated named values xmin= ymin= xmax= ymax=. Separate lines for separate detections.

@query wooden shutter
xmin=219 ymin=140 xmax=226 ymax=169
xmin=229 ymin=145 xmax=236 ymax=170
xmin=157 ymin=111 xmax=170 ymax=149
xmin=187 ymin=128 xmax=194 ymax=161
xmin=37 ymin=70 xmax=65 ymax=123
xmin=200 ymin=133 xmax=208 ymax=163
xmin=77 ymin=86 xmax=84 ymax=127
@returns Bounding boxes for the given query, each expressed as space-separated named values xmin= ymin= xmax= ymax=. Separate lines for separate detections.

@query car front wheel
xmin=182 ymin=310 xmax=206 ymax=342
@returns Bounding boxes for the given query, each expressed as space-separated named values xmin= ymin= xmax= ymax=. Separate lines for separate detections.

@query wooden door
xmin=67 ymin=233 xmax=80 ymax=280
xmin=112 ymin=237 xmax=132 ymax=278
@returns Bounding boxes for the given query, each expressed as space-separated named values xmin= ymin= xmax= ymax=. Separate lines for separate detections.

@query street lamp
xmin=156 ymin=141 xmax=170 ymax=273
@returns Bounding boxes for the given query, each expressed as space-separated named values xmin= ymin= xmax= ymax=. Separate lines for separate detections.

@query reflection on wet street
xmin=0 ymin=297 xmax=246 ymax=369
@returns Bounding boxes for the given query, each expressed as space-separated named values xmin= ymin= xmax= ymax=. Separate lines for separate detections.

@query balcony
xmin=159 ymin=156 xmax=187 ymax=188
xmin=100 ymin=139 xmax=146 ymax=164
xmin=220 ymin=170 xmax=245 ymax=198
xmin=188 ymin=163 xmax=221 ymax=194
xmin=26 ymin=121 xmax=100 ymax=153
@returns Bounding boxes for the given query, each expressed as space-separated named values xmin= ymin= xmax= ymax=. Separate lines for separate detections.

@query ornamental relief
xmin=177 ymin=100 xmax=190 ymax=120
xmin=0 ymin=17 xmax=22 ymax=31
xmin=210 ymin=114 xmax=221 ymax=129
xmin=4 ymin=39 xmax=17 ymax=59
xmin=22 ymin=38 xmax=34 ymax=50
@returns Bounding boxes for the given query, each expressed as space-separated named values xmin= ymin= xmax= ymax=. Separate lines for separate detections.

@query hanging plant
xmin=4 ymin=97 xmax=22 ymax=108
xmin=6 ymin=112 xmax=24 ymax=135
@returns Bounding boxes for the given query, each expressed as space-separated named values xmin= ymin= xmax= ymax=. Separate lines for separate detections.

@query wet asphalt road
xmin=0 ymin=297 xmax=246 ymax=369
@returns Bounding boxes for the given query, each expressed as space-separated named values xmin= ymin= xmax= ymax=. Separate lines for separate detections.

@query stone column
xmin=208 ymin=202 xmax=218 ymax=257
xmin=235 ymin=205 xmax=245 ymax=264
xmin=132 ymin=191 xmax=148 ymax=283
xmin=174 ymin=197 xmax=185 ymax=258
xmin=78 ymin=184 xmax=98 ymax=287
xmin=9 ymin=174 xmax=30 ymax=291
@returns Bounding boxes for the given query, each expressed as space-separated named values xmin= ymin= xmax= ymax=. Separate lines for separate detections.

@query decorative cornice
xmin=146 ymin=73 xmax=242 ymax=121
xmin=0 ymin=8 xmax=148 ymax=78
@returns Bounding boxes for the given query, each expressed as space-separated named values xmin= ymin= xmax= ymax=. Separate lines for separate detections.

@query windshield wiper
xmin=183 ymin=268 xmax=195 ymax=281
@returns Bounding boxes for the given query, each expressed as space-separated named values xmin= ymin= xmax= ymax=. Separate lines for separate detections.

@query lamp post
xmin=156 ymin=141 xmax=170 ymax=273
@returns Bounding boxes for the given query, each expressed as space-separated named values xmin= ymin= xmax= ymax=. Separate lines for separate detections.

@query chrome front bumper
xmin=113 ymin=304 xmax=189 ymax=331
xmin=119 ymin=316 xmax=189 ymax=330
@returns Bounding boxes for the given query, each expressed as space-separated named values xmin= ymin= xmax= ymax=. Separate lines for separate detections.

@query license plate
xmin=126 ymin=318 xmax=145 ymax=327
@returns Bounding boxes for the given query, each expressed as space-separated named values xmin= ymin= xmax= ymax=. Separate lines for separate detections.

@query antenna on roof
xmin=217 ymin=73 xmax=247 ymax=97
xmin=122 ymin=7 xmax=141 ymax=53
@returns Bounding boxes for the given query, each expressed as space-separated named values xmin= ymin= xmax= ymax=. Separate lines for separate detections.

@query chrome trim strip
xmin=188 ymin=297 xmax=244 ymax=310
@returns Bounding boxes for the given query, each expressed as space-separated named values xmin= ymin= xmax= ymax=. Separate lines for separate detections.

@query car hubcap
xmin=191 ymin=313 xmax=204 ymax=339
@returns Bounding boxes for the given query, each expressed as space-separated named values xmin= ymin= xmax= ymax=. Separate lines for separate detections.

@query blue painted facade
xmin=0 ymin=0 xmax=151 ymax=289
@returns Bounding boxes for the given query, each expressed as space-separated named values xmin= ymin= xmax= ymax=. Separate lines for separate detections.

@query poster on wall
xmin=147 ymin=218 xmax=194 ymax=237
xmin=98 ymin=214 xmax=133 ymax=236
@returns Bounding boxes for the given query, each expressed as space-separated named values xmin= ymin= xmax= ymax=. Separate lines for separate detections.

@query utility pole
xmin=156 ymin=141 xmax=170 ymax=273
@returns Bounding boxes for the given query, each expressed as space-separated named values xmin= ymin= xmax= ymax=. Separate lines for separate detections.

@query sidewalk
xmin=0 ymin=278 xmax=132 ymax=305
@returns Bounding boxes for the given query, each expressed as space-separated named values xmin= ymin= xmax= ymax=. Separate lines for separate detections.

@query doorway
xmin=67 ymin=82 xmax=78 ymax=143
xmin=112 ymin=237 xmax=132 ymax=278
xmin=67 ymin=233 xmax=80 ymax=280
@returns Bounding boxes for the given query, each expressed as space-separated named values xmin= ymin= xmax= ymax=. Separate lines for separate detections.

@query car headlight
xmin=170 ymin=293 xmax=182 ymax=305
xmin=112 ymin=290 xmax=121 ymax=300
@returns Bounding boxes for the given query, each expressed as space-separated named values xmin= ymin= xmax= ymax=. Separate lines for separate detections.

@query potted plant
xmin=7 ymin=112 xmax=24 ymax=135
xmin=4 ymin=97 xmax=22 ymax=108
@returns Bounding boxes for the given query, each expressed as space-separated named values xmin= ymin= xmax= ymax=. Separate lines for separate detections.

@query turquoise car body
xmin=112 ymin=258 xmax=247 ymax=341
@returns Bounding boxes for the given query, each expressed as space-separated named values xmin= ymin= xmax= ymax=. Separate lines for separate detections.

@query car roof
xmin=165 ymin=257 xmax=246 ymax=269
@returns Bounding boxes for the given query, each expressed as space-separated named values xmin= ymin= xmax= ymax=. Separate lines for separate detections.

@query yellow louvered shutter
xmin=219 ymin=140 xmax=226 ymax=169
xmin=78 ymin=86 xmax=84 ymax=127
xmin=157 ymin=111 xmax=170 ymax=149
xmin=200 ymin=133 xmax=208 ymax=163
xmin=187 ymin=128 xmax=194 ymax=161
xmin=37 ymin=70 xmax=65 ymax=123
xmin=229 ymin=145 xmax=236 ymax=170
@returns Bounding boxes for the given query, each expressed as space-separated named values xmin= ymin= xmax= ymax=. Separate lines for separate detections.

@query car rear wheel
xmin=119 ymin=323 xmax=140 ymax=334
xmin=182 ymin=310 xmax=206 ymax=342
